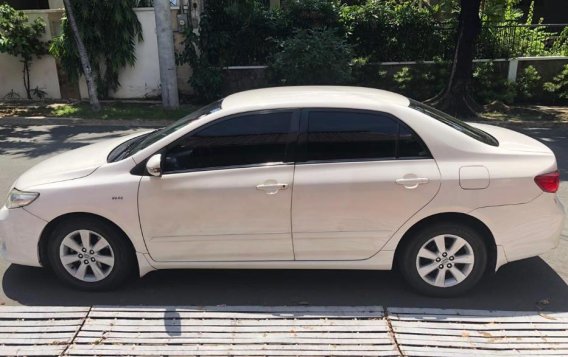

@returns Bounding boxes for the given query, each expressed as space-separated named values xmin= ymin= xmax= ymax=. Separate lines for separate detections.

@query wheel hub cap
xmin=59 ymin=229 xmax=115 ymax=282
xmin=415 ymin=234 xmax=475 ymax=288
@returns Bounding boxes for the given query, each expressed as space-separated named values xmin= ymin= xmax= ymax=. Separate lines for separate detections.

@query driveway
xmin=0 ymin=123 xmax=567 ymax=311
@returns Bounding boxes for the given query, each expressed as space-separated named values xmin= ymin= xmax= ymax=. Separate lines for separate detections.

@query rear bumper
xmin=470 ymin=193 xmax=565 ymax=267
xmin=0 ymin=206 xmax=45 ymax=267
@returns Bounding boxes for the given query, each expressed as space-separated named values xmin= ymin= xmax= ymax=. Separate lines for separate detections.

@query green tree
xmin=0 ymin=4 xmax=48 ymax=99
xmin=50 ymin=0 xmax=143 ymax=98
xmin=428 ymin=0 xmax=483 ymax=117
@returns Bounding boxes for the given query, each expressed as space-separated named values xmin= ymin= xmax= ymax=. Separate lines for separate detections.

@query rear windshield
xmin=410 ymin=100 xmax=499 ymax=147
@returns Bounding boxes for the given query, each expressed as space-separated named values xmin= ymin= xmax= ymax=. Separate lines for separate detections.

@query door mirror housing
xmin=146 ymin=154 xmax=162 ymax=177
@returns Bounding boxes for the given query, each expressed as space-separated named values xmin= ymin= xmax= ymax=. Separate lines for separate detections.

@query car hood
xmin=468 ymin=123 xmax=553 ymax=154
xmin=15 ymin=132 xmax=147 ymax=190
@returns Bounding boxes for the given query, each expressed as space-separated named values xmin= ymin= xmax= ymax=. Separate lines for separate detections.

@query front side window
xmin=304 ymin=110 xmax=429 ymax=162
xmin=164 ymin=111 xmax=293 ymax=172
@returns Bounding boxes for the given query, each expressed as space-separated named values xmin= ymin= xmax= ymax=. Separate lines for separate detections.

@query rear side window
xmin=303 ymin=111 xmax=430 ymax=162
xmin=164 ymin=111 xmax=293 ymax=172
xmin=410 ymin=100 xmax=499 ymax=146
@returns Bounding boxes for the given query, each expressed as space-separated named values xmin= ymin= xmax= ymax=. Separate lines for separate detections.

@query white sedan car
xmin=0 ymin=86 xmax=564 ymax=296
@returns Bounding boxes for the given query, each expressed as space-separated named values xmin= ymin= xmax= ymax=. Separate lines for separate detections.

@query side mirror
xmin=146 ymin=154 xmax=162 ymax=177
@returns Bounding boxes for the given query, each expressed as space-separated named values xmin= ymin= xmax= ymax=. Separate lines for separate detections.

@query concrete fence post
xmin=507 ymin=58 xmax=519 ymax=82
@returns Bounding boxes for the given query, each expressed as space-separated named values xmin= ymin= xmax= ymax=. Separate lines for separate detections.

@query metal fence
xmin=475 ymin=23 xmax=568 ymax=59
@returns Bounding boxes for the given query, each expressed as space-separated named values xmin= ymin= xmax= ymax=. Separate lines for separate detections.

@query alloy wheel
xmin=59 ymin=229 xmax=115 ymax=282
xmin=415 ymin=234 xmax=475 ymax=288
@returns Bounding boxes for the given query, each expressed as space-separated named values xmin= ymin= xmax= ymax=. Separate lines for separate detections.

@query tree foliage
xmin=50 ymin=0 xmax=143 ymax=98
xmin=267 ymin=28 xmax=353 ymax=86
xmin=0 ymin=4 xmax=48 ymax=99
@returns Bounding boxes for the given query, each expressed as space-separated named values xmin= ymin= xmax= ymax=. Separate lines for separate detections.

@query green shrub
xmin=340 ymin=1 xmax=453 ymax=62
xmin=267 ymin=28 xmax=352 ymax=86
xmin=472 ymin=62 xmax=517 ymax=105
xmin=515 ymin=65 xmax=542 ymax=103
xmin=543 ymin=64 xmax=568 ymax=104
xmin=177 ymin=29 xmax=223 ymax=102
xmin=393 ymin=67 xmax=412 ymax=93
xmin=197 ymin=0 xmax=288 ymax=66
xmin=283 ymin=0 xmax=342 ymax=29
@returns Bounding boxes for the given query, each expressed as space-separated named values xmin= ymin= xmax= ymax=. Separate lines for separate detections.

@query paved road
xmin=0 ymin=123 xmax=567 ymax=311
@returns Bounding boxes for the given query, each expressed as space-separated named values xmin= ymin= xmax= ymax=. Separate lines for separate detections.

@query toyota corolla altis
xmin=0 ymin=86 xmax=564 ymax=296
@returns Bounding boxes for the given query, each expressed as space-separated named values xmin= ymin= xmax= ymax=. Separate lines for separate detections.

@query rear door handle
xmin=256 ymin=183 xmax=288 ymax=195
xmin=396 ymin=177 xmax=429 ymax=189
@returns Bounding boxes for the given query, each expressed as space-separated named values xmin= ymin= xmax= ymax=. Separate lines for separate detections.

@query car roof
xmin=221 ymin=86 xmax=410 ymax=111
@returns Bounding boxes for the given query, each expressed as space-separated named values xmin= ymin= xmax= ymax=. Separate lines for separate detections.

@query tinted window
xmin=164 ymin=111 xmax=292 ymax=172
xmin=398 ymin=123 xmax=430 ymax=158
xmin=410 ymin=100 xmax=498 ymax=146
xmin=305 ymin=111 xmax=429 ymax=162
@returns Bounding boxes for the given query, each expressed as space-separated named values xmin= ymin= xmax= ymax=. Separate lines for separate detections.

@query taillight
xmin=534 ymin=170 xmax=560 ymax=193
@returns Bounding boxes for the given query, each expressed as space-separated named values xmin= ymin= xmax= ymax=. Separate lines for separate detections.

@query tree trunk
xmin=62 ymin=0 xmax=101 ymax=112
xmin=427 ymin=0 xmax=482 ymax=118
xmin=23 ymin=61 xmax=31 ymax=99
xmin=154 ymin=0 xmax=180 ymax=109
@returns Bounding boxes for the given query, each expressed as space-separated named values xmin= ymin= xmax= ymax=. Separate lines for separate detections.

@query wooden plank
xmin=77 ymin=331 xmax=391 ymax=339
xmin=0 ymin=306 xmax=89 ymax=313
xmin=0 ymin=337 xmax=71 ymax=344
xmin=66 ymin=350 xmax=396 ymax=356
xmin=83 ymin=318 xmax=387 ymax=327
xmin=396 ymin=335 xmax=568 ymax=348
xmin=0 ymin=319 xmax=83 ymax=327
xmin=78 ymin=324 xmax=388 ymax=333
xmin=389 ymin=314 xmax=568 ymax=323
xmin=0 ymin=312 xmax=87 ymax=319
xmin=74 ymin=336 xmax=394 ymax=345
xmin=400 ymin=346 xmax=568 ymax=356
xmin=92 ymin=305 xmax=384 ymax=313
xmin=88 ymin=311 xmax=384 ymax=319
xmin=0 ymin=346 xmax=66 ymax=355
xmin=390 ymin=320 xmax=568 ymax=330
xmin=393 ymin=326 xmax=568 ymax=337
xmin=0 ymin=332 xmax=77 ymax=339
xmin=66 ymin=344 xmax=397 ymax=352
xmin=0 ymin=325 xmax=79 ymax=333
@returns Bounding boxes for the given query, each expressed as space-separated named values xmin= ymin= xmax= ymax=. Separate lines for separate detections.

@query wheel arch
xmin=393 ymin=212 xmax=497 ymax=272
xmin=38 ymin=212 xmax=138 ymax=272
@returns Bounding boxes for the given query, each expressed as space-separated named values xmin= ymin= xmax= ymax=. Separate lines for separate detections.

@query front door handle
xmin=396 ymin=177 xmax=429 ymax=189
xmin=256 ymin=182 xmax=288 ymax=195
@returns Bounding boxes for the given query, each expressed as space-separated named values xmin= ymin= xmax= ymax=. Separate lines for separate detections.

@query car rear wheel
xmin=47 ymin=217 xmax=135 ymax=290
xmin=398 ymin=223 xmax=488 ymax=297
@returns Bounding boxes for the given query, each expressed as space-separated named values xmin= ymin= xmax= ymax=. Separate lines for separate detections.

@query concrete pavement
xmin=0 ymin=123 xmax=567 ymax=311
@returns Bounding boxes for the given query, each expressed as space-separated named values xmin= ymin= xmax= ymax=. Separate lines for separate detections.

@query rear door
xmin=291 ymin=109 xmax=441 ymax=260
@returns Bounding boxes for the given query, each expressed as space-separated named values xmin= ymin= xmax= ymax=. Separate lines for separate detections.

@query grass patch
xmin=0 ymin=101 xmax=200 ymax=121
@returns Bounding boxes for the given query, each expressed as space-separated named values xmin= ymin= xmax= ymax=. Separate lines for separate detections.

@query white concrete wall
xmin=0 ymin=11 xmax=61 ymax=99
xmin=79 ymin=8 xmax=177 ymax=99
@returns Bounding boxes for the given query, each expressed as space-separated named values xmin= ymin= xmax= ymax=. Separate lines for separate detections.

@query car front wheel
xmin=47 ymin=217 xmax=135 ymax=290
xmin=398 ymin=223 xmax=488 ymax=297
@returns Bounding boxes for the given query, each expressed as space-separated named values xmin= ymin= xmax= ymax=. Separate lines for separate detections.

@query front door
xmin=138 ymin=110 xmax=297 ymax=262
xmin=292 ymin=109 xmax=441 ymax=260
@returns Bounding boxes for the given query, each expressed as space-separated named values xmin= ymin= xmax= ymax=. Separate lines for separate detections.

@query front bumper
xmin=470 ymin=193 xmax=565 ymax=266
xmin=0 ymin=206 xmax=46 ymax=267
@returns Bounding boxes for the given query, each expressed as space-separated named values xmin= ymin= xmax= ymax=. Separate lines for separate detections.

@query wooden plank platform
xmin=0 ymin=306 xmax=88 ymax=356
xmin=1 ymin=306 xmax=567 ymax=356
xmin=67 ymin=305 xmax=397 ymax=356
xmin=389 ymin=307 xmax=568 ymax=357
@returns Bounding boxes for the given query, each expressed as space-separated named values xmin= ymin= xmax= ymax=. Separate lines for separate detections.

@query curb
xmin=0 ymin=116 xmax=172 ymax=127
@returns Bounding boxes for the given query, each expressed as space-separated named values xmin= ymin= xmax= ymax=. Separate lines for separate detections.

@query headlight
xmin=6 ymin=188 xmax=39 ymax=209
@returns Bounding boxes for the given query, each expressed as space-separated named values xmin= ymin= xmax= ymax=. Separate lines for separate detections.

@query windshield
xmin=410 ymin=100 xmax=499 ymax=147
xmin=108 ymin=100 xmax=223 ymax=162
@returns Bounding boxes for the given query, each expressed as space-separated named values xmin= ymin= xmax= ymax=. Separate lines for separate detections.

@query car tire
xmin=398 ymin=223 xmax=488 ymax=297
xmin=47 ymin=217 xmax=135 ymax=291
